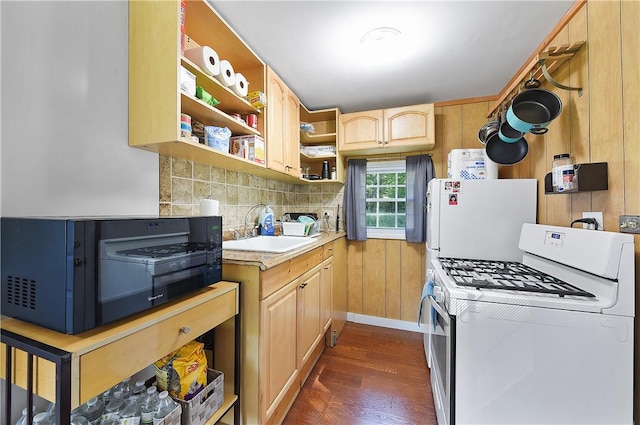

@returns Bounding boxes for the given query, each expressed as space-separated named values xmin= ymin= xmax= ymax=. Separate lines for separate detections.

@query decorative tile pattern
xmin=159 ymin=155 xmax=344 ymax=230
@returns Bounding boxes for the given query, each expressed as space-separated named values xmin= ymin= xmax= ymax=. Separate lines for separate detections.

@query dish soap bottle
xmin=259 ymin=205 xmax=275 ymax=236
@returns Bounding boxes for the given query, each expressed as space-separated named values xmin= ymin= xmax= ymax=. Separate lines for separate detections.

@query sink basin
xmin=222 ymin=235 xmax=317 ymax=253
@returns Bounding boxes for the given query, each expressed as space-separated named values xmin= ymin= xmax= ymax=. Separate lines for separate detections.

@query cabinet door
xmin=339 ymin=110 xmax=384 ymax=151
xmin=266 ymin=68 xmax=287 ymax=173
xmin=320 ymin=257 xmax=333 ymax=334
xmin=297 ymin=265 xmax=322 ymax=367
xmin=260 ymin=278 xmax=299 ymax=420
xmin=285 ymin=90 xmax=301 ymax=176
xmin=384 ymin=103 xmax=435 ymax=149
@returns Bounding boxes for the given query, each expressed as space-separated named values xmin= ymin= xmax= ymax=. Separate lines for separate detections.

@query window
xmin=366 ymin=160 xmax=406 ymax=239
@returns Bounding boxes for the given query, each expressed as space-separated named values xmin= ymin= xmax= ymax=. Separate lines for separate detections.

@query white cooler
xmin=447 ymin=149 xmax=498 ymax=179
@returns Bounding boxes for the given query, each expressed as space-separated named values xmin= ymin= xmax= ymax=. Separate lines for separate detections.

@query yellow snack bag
xmin=154 ymin=340 xmax=208 ymax=401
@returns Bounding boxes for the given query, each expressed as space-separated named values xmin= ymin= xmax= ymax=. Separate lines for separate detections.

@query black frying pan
xmin=485 ymin=131 xmax=528 ymax=165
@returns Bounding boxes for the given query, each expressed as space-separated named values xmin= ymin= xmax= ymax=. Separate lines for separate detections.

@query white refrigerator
xmin=420 ymin=178 xmax=537 ymax=369
xmin=426 ymin=178 xmax=538 ymax=262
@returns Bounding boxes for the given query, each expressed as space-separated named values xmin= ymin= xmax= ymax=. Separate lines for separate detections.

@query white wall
xmin=0 ymin=1 xmax=158 ymax=217
xmin=1 ymin=1 xmax=159 ymax=421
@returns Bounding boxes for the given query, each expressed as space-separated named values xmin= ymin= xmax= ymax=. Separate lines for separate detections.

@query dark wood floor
xmin=282 ymin=322 xmax=438 ymax=425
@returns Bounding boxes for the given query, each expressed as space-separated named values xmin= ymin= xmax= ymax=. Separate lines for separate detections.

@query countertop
xmin=222 ymin=231 xmax=346 ymax=270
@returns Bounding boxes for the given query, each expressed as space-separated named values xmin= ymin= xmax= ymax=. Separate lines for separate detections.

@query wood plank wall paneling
xmin=589 ymin=1 xmax=624 ymax=232
xmin=385 ymin=240 xmax=401 ymax=319
xmin=347 ymin=241 xmax=364 ymax=314
xmin=568 ymin=6 xmax=591 ymax=225
xmin=347 ymin=239 xmax=426 ymax=322
xmin=362 ymin=239 xmax=386 ymax=317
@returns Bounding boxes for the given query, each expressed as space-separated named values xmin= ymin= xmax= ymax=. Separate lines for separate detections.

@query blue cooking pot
xmin=499 ymin=117 xmax=525 ymax=143
xmin=507 ymin=89 xmax=562 ymax=134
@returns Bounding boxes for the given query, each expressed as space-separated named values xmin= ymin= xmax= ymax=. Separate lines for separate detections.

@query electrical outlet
xmin=582 ymin=212 xmax=604 ymax=231
xmin=619 ymin=215 xmax=640 ymax=234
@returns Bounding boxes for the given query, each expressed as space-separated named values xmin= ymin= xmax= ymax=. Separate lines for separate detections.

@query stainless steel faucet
xmin=244 ymin=204 xmax=266 ymax=238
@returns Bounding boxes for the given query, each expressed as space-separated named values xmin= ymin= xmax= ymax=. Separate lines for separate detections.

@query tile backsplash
xmin=160 ymin=155 xmax=344 ymax=232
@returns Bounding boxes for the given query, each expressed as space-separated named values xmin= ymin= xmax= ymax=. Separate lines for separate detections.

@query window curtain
xmin=405 ymin=154 xmax=435 ymax=243
xmin=343 ymin=158 xmax=367 ymax=241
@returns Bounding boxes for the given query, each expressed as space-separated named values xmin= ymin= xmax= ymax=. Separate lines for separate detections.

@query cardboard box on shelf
xmin=230 ymin=135 xmax=265 ymax=164
xmin=174 ymin=369 xmax=224 ymax=425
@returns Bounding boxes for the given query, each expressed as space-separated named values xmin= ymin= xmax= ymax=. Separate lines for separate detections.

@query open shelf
xmin=300 ymin=130 xmax=338 ymax=145
xmin=544 ymin=162 xmax=608 ymax=194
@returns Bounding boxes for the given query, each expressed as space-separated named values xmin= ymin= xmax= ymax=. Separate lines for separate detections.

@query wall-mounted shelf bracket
xmin=488 ymin=40 xmax=586 ymax=117
xmin=538 ymin=41 xmax=586 ymax=96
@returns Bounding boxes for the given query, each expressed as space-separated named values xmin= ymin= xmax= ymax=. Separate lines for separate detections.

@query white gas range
xmin=425 ymin=223 xmax=635 ymax=425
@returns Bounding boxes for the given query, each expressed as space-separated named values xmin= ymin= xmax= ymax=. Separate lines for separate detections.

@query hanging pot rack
xmin=487 ymin=41 xmax=586 ymax=118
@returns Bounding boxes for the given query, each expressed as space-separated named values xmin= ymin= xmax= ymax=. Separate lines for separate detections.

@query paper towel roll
xmin=215 ymin=60 xmax=235 ymax=87
xmin=200 ymin=199 xmax=219 ymax=216
xmin=184 ymin=46 xmax=220 ymax=77
xmin=232 ymin=72 xmax=249 ymax=97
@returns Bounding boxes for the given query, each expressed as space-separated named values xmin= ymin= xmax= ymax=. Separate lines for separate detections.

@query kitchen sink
xmin=222 ymin=235 xmax=317 ymax=253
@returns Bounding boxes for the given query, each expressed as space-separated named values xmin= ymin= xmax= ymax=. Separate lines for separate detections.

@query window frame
xmin=365 ymin=160 xmax=407 ymax=240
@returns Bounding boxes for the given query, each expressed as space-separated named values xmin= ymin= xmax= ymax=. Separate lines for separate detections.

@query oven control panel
xmin=544 ymin=230 xmax=565 ymax=247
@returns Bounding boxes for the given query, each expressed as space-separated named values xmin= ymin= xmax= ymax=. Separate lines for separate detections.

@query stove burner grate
xmin=439 ymin=257 xmax=595 ymax=298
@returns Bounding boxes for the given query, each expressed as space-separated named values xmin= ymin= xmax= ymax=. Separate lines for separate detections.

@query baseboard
xmin=347 ymin=312 xmax=423 ymax=333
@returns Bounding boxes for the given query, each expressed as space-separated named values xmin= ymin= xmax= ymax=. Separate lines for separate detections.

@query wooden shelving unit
xmin=1 ymin=282 xmax=240 ymax=425
xmin=300 ymin=105 xmax=344 ymax=183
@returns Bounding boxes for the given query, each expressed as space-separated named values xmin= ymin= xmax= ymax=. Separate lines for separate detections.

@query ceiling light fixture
xmin=357 ymin=26 xmax=407 ymax=66
xmin=360 ymin=27 xmax=402 ymax=45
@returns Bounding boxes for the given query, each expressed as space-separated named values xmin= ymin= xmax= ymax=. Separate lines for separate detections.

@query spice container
xmin=552 ymin=154 xmax=574 ymax=192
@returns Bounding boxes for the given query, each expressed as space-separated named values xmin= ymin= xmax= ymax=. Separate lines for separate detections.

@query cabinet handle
xmin=377 ymin=140 xmax=383 ymax=144
xmin=180 ymin=326 xmax=191 ymax=335
xmin=299 ymin=282 xmax=307 ymax=289
xmin=285 ymin=165 xmax=291 ymax=171
xmin=327 ymin=248 xmax=333 ymax=252
xmin=324 ymin=266 xmax=330 ymax=270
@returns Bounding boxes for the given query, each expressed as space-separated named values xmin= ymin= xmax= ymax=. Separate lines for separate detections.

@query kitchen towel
xmin=200 ymin=199 xmax=219 ymax=216
xmin=232 ymin=72 xmax=249 ymax=97
xmin=184 ymin=46 xmax=220 ymax=77
xmin=215 ymin=60 xmax=235 ymax=87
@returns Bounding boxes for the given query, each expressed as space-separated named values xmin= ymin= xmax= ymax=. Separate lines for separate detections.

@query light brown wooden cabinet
xmin=266 ymin=67 xmax=300 ymax=178
xmin=320 ymin=257 xmax=333 ymax=334
xmin=223 ymin=239 xmax=339 ymax=425
xmin=297 ymin=265 xmax=322 ymax=369
xmin=260 ymin=277 xmax=299 ymax=422
xmin=339 ymin=103 xmax=435 ymax=155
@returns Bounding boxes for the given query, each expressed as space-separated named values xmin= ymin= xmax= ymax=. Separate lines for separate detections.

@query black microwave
xmin=1 ymin=216 xmax=223 ymax=334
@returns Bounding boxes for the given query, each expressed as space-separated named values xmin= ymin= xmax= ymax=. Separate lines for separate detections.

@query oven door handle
xmin=427 ymin=295 xmax=450 ymax=325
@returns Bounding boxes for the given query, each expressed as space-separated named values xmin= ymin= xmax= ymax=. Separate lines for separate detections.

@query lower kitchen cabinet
xmin=297 ymin=264 xmax=322 ymax=371
xmin=260 ymin=277 xmax=300 ymax=422
xmin=223 ymin=240 xmax=337 ymax=425
xmin=320 ymin=257 xmax=333 ymax=335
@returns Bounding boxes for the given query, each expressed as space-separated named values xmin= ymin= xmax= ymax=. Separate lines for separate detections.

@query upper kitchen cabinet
xmin=266 ymin=67 xmax=300 ymax=178
xmin=129 ymin=1 xmax=272 ymax=176
xmin=299 ymin=105 xmax=344 ymax=183
xmin=339 ymin=103 xmax=435 ymax=156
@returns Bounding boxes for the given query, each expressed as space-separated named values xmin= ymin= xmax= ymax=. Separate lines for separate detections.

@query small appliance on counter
xmin=1 ymin=216 xmax=223 ymax=334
